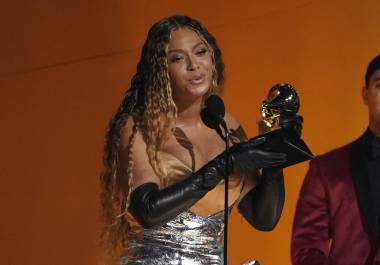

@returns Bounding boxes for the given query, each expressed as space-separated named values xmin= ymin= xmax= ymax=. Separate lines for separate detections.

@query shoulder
xmin=224 ymin=112 xmax=241 ymax=130
xmin=306 ymin=143 xmax=353 ymax=183
xmin=312 ymin=143 xmax=352 ymax=167
xmin=118 ymin=115 xmax=160 ymax=188
xmin=224 ymin=112 xmax=248 ymax=141
xmin=120 ymin=115 xmax=144 ymax=150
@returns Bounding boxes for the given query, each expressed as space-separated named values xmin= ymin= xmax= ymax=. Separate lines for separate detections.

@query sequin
xmin=121 ymin=210 xmax=225 ymax=264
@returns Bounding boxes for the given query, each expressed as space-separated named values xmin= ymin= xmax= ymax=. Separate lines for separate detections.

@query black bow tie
xmin=373 ymin=136 xmax=380 ymax=158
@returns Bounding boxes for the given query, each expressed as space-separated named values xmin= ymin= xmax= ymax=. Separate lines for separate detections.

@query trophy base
xmin=252 ymin=128 xmax=314 ymax=168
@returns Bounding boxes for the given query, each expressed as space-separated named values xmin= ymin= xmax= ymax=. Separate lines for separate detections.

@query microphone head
xmin=201 ymin=95 xmax=225 ymax=129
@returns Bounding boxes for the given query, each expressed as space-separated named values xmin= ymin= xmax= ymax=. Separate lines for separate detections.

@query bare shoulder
xmin=224 ymin=112 xmax=248 ymax=141
xmin=224 ymin=112 xmax=241 ymax=130
xmin=120 ymin=116 xmax=138 ymax=150
xmin=119 ymin=115 xmax=160 ymax=189
xmin=119 ymin=115 xmax=148 ymax=157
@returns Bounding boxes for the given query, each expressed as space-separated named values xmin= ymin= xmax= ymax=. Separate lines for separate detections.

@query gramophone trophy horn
xmin=256 ymin=83 xmax=313 ymax=168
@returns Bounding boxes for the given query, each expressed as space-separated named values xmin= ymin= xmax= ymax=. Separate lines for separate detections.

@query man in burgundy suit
xmin=291 ymin=54 xmax=380 ymax=265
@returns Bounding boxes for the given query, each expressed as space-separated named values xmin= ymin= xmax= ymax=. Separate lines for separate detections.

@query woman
xmin=100 ymin=15 xmax=290 ymax=265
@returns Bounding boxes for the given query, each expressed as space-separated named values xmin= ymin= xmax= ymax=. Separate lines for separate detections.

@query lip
xmin=188 ymin=73 xmax=205 ymax=85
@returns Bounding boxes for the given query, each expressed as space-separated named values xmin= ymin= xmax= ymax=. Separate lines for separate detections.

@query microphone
xmin=201 ymin=95 xmax=228 ymax=139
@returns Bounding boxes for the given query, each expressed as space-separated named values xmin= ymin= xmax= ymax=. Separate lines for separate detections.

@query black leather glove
xmin=280 ymin=114 xmax=303 ymax=137
xmin=228 ymin=137 xmax=287 ymax=176
xmin=238 ymin=167 xmax=285 ymax=231
xmin=129 ymin=137 xmax=287 ymax=228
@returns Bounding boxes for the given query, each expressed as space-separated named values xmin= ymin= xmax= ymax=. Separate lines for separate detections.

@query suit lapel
xmin=350 ymin=130 xmax=378 ymax=245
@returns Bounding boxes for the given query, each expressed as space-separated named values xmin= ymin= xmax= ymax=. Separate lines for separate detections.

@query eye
xmin=169 ymin=55 xmax=184 ymax=63
xmin=371 ymin=80 xmax=380 ymax=89
xmin=195 ymin=48 xmax=208 ymax=56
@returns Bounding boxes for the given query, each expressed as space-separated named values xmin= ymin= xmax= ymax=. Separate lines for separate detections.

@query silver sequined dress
xmin=121 ymin=210 xmax=226 ymax=265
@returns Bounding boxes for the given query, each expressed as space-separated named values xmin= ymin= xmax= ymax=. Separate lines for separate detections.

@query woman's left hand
xmin=280 ymin=114 xmax=303 ymax=136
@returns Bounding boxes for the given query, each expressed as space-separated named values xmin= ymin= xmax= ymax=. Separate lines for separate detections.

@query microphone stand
xmin=200 ymin=94 xmax=232 ymax=265
xmin=218 ymin=119 xmax=230 ymax=265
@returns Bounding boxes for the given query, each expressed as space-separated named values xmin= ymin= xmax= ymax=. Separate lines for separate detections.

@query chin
xmin=188 ymin=83 xmax=210 ymax=97
xmin=191 ymin=89 xmax=209 ymax=99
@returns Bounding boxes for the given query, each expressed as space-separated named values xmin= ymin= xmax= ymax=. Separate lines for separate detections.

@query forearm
xmin=238 ymin=168 xmax=285 ymax=231
xmin=129 ymin=159 xmax=225 ymax=228
xmin=129 ymin=182 xmax=203 ymax=228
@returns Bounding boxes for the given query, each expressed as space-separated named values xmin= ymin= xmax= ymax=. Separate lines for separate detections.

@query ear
xmin=362 ymin=86 xmax=369 ymax=106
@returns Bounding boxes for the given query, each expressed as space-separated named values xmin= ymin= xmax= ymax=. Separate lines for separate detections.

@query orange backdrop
xmin=1 ymin=1 xmax=380 ymax=264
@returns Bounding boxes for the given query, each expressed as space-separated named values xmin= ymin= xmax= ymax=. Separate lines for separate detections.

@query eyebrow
xmin=167 ymin=42 xmax=206 ymax=54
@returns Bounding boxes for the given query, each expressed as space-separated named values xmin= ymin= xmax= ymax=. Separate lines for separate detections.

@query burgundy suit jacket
xmin=292 ymin=130 xmax=380 ymax=265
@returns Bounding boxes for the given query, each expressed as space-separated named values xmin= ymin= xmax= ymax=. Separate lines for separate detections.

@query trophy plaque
xmin=255 ymin=83 xmax=313 ymax=168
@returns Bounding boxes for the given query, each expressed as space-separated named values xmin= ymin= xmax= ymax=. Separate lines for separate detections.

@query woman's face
xmin=166 ymin=28 xmax=213 ymax=105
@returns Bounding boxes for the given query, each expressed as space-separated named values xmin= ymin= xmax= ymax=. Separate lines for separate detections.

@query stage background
xmin=1 ymin=0 xmax=379 ymax=264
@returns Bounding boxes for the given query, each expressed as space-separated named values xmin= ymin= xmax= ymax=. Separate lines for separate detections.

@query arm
xmin=235 ymin=114 xmax=303 ymax=231
xmin=238 ymin=167 xmax=285 ymax=231
xmin=291 ymin=158 xmax=331 ymax=265
xmin=122 ymin=120 xmax=286 ymax=228
xmin=129 ymin=139 xmax=286 ymax=228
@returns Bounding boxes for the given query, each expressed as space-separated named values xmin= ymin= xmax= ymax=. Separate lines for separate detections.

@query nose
xmin=186 ymin=55 xmax=199 ymax=71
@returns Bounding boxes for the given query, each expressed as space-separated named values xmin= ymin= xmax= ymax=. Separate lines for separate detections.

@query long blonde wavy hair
xmin=99 ymin=15 xmax=225 ymax=262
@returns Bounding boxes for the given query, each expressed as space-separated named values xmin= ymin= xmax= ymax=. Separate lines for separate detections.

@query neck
xmin=369 ymin=122 xmax=380 ymax=137
xmin=368 ymin=115 xmax=380 ymax=137
xmin=176 ymin=97 xmax=204 ymax=127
